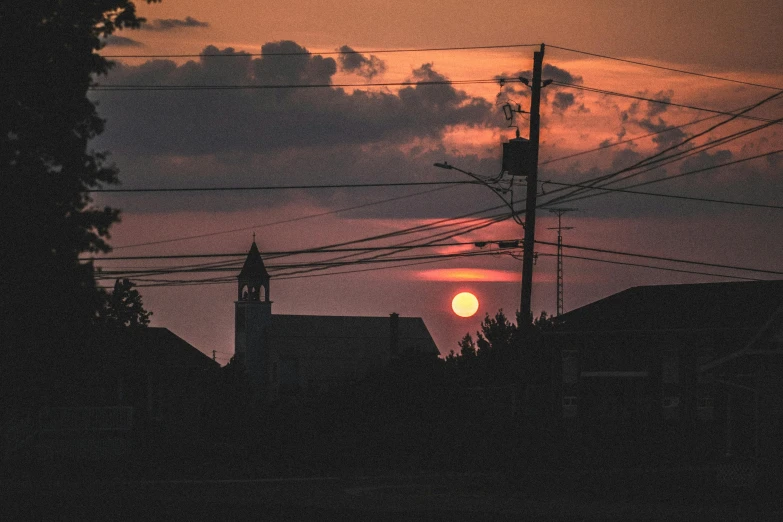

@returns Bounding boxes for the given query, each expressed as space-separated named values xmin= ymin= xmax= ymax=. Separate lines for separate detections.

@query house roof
xmin=87 ymin=327 xmax=219 ymax=370
xmin=268 ymin=314 xmax=440 ymax=356
xmin=555 ymin=280 xmax=783 ymax=332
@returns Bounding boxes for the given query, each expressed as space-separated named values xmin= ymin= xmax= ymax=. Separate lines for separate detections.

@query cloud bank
xmin=141 ymin=16 xmax=210 ymax=31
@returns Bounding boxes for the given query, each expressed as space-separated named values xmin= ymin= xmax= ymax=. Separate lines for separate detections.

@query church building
xmin=234 ymin=242 xmax=439 ymax=398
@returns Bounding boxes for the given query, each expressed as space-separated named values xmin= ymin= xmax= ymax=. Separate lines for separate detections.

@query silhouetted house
xmin=234 ymin=242 xmax=439 ymax=398
xmin=537 ymin=280 xmax=783 ymax=461
xmin=7 ymin=328 xmax=218 ymax=460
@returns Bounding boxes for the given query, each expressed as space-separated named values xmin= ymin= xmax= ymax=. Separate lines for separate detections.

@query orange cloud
xmin=415 ymin=268 xmax=520 ymax=282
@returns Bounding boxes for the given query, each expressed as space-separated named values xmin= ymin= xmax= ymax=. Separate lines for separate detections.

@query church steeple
xmin=237 ymin=241 xmax=270 ymax=302
xmin=235 ymin=240 xmax=272 ymax=392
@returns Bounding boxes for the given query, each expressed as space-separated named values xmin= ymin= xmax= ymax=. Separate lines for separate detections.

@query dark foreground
xmin=3 ymin=467 xmax=782 ymax=521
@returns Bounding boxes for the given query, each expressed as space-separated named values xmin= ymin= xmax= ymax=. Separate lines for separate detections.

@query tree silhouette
xmin=448 ymin=309 xmax=554 ymax=385
xmin=99 ymin=278 xmax=152 ymax=327
xmin=475 ymin=309 xmax=520 ymax=356
xmin=1 ymin=1 xmax=154 ymax=395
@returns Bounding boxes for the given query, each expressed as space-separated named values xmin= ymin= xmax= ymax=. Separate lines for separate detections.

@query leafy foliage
xmin=0 ymin=2 xmax=158 ymax=404
xmin=446 ymin=309 xmax=553 ymax=385
xmin=1 ymin=1 xmax=155 ymax=355
xmin=99 ymin=278 xmax=152 ymax=327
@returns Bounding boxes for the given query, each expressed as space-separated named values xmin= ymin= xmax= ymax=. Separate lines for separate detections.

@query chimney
xmin=389 ymin=312 xmax=399 ymax=357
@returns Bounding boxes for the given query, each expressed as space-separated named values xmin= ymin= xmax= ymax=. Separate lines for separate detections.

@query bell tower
xmin=235 ymin=240 xmax=272 ymax=389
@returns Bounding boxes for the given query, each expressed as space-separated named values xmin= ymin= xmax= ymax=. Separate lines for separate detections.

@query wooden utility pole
xmin=520 ymin=44 xmax=545 ymax=324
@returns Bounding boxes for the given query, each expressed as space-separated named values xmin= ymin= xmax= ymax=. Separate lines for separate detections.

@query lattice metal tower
xmin=548 ymin=208 xmax=577 ymax=316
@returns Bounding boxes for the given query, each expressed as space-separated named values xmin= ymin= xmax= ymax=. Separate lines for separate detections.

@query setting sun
xmin=451 ymin=292 xmax=479 ymax=318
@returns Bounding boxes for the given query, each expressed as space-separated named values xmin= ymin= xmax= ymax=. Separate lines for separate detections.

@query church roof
xmin=268 ymin=314 xmax=440 ymax=356
xmin=238 ymin=241 xmax=269 ymax=280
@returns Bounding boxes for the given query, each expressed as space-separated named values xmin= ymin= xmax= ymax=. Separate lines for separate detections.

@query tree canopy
xmin=0 ymin=1 xmax=156 ymax=387
xmin=99 ymin=278 xmax=153 ymax=327
xmin=446 ymin=309 xmax=553 ymax=385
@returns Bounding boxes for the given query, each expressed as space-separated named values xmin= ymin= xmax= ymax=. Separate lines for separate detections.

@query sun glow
xmin=451 ymin=292 xmax=479 ymax=318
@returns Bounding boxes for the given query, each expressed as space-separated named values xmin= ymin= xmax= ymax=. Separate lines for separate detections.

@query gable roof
xmin=87 ymin=327 xmax=219 ymax=370
xmin=555 ymin=280 xmax=783 ymax=332
xmin=269 ymin=314 xmax=439 ymax=356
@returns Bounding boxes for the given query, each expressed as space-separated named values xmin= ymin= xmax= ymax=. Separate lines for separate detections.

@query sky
xmin=89 ymin=0 xmax=783 ymax=363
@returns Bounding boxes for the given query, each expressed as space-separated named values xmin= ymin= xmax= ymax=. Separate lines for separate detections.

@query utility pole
xmin=547 ymin=208 xmax=577 ymax=316
xmin=213 ymin=350 xmax=216 ymax=362
xmin=520 ymin=43 xmax=545 ymax=325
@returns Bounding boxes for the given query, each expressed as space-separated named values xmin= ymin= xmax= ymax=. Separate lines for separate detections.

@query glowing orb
xmin=452 ymin=292 xmax=479 ymax=318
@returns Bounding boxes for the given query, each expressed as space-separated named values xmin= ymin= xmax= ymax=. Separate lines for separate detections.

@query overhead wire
xmin=549 ymin=124 xmax=783 ymax=207
xmin=539 ymin=112 xmax=728 ymax=165
xmin=550 ymin=81 xmax=783 ymax=124
xmin=547 ymin=44 xmax=783 ymax=91
xmin=89 ymin=78 xmax=507 ymax=91
xmin=537 ymin=253 xmax=762 ymax=282
xmin=102 ymin=43 xmax=541 ymax=59
xmin=535 ymin=240 xmax=783 ymax=276
xmin=90 ymin=180 xmax=476 ymax=193
xmin=538 ymin=91 xmax=783 ymax=207
xmin=110 ymin=184 xmax=459 ymax=250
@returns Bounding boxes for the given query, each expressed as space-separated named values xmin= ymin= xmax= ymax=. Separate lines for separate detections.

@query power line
xmin=96 ymin=236 xmax=779 ymax=288
xmin=539 ymin=112 xmax=726 ymax=165
xmin=552 ymin=127 xmax=783 ymax=207
xmin=91 ymin=230 xmax=783 ymax=281
xmin=89 ymin=239 xmax=503 ymax=261
xmin=548 ymin=44 xmax=783 ymax=91
xmin=551 ymin=81 xmax=783 ymax=123
xmin=101 ymin=43 xmax=541 ymax=59
xmin=89 ymin=78 xmax=507 ymax=91
xmin=95 ymin=249 xmax=500 ymax=283
xmin=537 ymin=240 xmax=783 ymax=276
xmin=539 ymin=94 xmax=783 ymax=207
xmin=538 ymin=253 xmax=761 ymax=282
xmin=104 ymin=255 xmax=466 ymax=288
xmin=111 ymin=185 xmax=458 ymax=250
xmin=90 ymin=180 xmax=476 ymax=193
xmin=541 ymin=148 xmax=783 ymax=209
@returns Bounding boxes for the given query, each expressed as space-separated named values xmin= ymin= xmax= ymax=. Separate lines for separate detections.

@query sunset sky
xmin=90 ymin=0 xmax=783 ymax=361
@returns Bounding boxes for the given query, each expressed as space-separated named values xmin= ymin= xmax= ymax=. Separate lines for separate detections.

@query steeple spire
xmin=237 ymin=241 xmax=270 ymax=302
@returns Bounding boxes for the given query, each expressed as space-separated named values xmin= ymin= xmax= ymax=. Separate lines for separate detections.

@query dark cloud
xmin=610 ymin=147 xmax=644 ymax=170
xmin=552 ymin=92 xmax=575 ymax=112
xmin=542 ymin=64 xmax=583 ymax=85
xmin=338 ymin=45 xmax=387 ymax=79
xmin=103 ymin=35 xmax=143 ymax=47
xmin=95 ymin=43 xmax=493 ymax=157
xmin=142 ymin=16 xmax=209 ymax=31
xmin=636 ymin=118 xmax=689 ymax=151
xmin=678 ymin=149 xmax=733 ymax=173
xmin=646 ymin=90 xmax=673 ymax=117
xmin=254 ymin=41 xmax=336 ymax=86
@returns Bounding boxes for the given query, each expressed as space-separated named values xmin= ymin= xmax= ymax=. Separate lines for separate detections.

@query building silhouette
xmin=234 ymin=241 xmax=439 ymax=398
xmin=5 ymin=327 xmax=218 ymax=460
xmin=535 ymin=280 xmax=783 ymax=464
